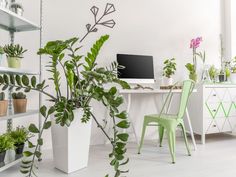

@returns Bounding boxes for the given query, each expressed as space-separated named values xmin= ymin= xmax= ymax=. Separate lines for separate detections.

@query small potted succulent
xmin=0 ymin=46 xmax=4 ymax=66
xmin=0 ymin=92 xmax=8 ymax=117
xmin=3 ymin=44 xmax=27 ymax=68
xmin=10 ymin=126 xmax=31 ymax=155
xmin=162 ymin=58 xmax=176 ymax=85
xmin=12 ymin=92 xmax=27 ymax=114
xmin=0 ymin=134 xmax=14 ymax=164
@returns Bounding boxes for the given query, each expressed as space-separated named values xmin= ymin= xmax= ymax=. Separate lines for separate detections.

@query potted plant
xmin=0 ymin=134 xmax=14 ymax=164
xmin=209 ymin=65 xmax=218 ymax=83
xmin=162 ymin=58 xmax=176 ymax=85
xmin=218 ymin=69 xmax=225 ymax=82
xmin=0 ymin=3 xmax=130 ymax=177
xmin=9 ymin=126 xmax=31 ymax=155
xmin=3 ymin=44 xmax=27 ymax=68
xmin=0 ymin=92 xmax=8 ymax=117
xmin=12 ymin=92 xmax=27 ymax=113
xmin=186 ymin=37 xmax=205 ymax=82
xmin=230 ymin=56 xmax=236 ymax=83
xmin=0 ymin=46 xmax=4 ymax=66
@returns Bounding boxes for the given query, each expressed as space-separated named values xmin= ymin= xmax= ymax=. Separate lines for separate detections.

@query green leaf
xmin=3 ymin=74 xmax=9 ymax=84
xmin=22 ymin=75 xmax=29 ymax=86
xmin=23 ymin=151 xmax=33 ymax=157
xmin=16 ymin=75 xmax=22 ymax=86
xmin=35 ymin=151 xmax=42 ymax=158
xmin=10 ymin=75 xmax=15 ymax=84
xmin=29 ymin=124 xmax=39 ymax=133
xmin=117 ymin=133 xmax=129 ymax=142
xmin=109 ymin=87 xmax=117 ymax=95
xmin=28 ymin=141 xmax=35 ymax=148
xmin=43 ymin=121 xmax=51 ymax=129
xmin=115 ymin=111 xmax=127 ymax=119
xmin=48 ymin=106 xmax=55 ymax=115
xmin=31 ymin=76 xmax=36 ymax=87
xmin=20 ymin=169 xmax=29 ymax=174
xmin=116 ymin=120 xmax=130 ymax=129
xmin=40 ymin=106 xmax=47 ymax=117
xmin=37 ymin=138 xmax=43 ymax=145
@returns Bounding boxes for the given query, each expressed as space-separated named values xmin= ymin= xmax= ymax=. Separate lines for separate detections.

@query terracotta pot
xmin=13 ymin=99 xmax=27 ymax=113
xmin=0 ymin=100 xmax=8 ymax=116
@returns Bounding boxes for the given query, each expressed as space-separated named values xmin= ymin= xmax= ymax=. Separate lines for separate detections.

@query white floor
xmin=2 ymin=134 xmax=236 ymax=177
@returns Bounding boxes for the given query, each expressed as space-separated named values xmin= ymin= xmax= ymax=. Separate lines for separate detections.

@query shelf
xmin=0 ymin=7 xmax=40 ymax=32
xmin=0 ymin=67 xmax=39 ymax=75
xmin=0 ymin=110 xmax=39 ymax=122
xmin=0 ymin=155 xmax=23 ymax=172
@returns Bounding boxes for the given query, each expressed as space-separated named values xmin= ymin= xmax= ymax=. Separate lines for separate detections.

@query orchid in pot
xmin=0 ymin=3 xmax=130 ymax=177
xmin=185 ymin=37 xmax=205 ymax=82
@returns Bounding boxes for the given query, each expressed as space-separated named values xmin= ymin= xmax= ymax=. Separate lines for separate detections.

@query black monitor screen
xmin=117 ymin=54 xmax=154 ymax=79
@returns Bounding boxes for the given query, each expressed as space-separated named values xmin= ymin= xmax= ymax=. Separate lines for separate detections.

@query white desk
xmin=119 ymin=88 xmax=197 ymax=151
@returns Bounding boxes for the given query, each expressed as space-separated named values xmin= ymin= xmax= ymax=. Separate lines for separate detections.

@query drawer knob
xmin=213 ymin=109 xmax=216 ymax=112
xmin=213 ymin=125 xmax=217 ymax=127
xmin=213 ymin=94 xmax=217 ymax=96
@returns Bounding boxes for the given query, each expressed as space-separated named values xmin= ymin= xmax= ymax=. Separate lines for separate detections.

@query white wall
xmin=0 ymin=0 xmax=222 ymax=149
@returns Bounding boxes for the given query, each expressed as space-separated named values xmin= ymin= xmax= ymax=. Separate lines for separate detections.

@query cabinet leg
xmin=201 ymin=134 xmax=205 ymax=145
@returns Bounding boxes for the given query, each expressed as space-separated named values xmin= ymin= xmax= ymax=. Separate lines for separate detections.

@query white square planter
xmin=51 ymin=109 xmax=92 ymax=173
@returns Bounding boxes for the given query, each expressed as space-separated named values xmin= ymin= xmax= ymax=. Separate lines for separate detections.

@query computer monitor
xmin=117 ymin=54 xmax=155 ymax=84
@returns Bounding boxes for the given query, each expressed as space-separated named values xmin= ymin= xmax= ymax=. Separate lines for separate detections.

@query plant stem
xmin=90 ymin=112 xmax=112 ymax=144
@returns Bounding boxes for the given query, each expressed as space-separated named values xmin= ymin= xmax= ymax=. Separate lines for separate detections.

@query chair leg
xmin=158 ymin=125 xmax=164 ymax=147
xmin=179 ymin=123 xmax=191 ymax=156
xmin=167 ymin=130 xmax=176 ymax=163
xmin=138 ymin=120 xmax=148 ymax=154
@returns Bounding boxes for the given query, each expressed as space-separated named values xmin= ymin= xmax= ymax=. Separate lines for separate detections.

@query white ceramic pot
xmin=230 ymin=73 xmax=236 ymax=83
xmin=162 ymin=77 xmax=173 ymax=86
xmin=51 ymin=109 xmax=92 ymax=173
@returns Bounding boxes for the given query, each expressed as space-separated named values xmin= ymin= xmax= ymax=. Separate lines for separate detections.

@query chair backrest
xmin=177 ymin=80 xmax=195 ymax=119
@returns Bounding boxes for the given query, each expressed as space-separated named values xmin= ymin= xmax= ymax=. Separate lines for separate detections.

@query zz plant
xmin=0 ymin=26 xmax=130 ymax=177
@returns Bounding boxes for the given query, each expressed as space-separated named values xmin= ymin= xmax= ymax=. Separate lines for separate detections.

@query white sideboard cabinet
xmin=188 ymin=84 xmax=236 ymax=144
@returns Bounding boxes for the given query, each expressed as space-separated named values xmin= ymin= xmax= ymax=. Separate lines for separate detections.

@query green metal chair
xmin=138 ymin=80 xmax=195 ymax=163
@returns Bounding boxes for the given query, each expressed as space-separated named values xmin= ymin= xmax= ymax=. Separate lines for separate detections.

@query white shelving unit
xmin=0 ymin=1 xmax=42 ymax=172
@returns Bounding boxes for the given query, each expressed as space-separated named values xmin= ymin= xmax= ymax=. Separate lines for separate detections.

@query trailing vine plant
xmin=0 ymin=3 xmax=130 ymax=177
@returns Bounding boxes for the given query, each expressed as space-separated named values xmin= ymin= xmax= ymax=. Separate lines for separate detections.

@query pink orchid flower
xmin=190 ymin=37 xmax=202 ymax=49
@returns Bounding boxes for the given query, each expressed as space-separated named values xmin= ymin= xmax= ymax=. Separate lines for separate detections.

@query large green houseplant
xmin=0 ymin=3 xmax=130 ymax=177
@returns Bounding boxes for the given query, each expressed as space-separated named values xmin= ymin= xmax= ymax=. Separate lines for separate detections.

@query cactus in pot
xmin=0 ymin=92 xmax=8 ymax=117
xmin=3 ymin=44 xmax=27 ymax=68
xmin=12 ymin=92 xmax=27 ymax=114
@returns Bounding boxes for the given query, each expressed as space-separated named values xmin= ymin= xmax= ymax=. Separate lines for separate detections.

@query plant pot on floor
xmin=0 ymin=100 xmax=8 ymax=116
xmin=0 ymin=151 xmax=6 ymax=163
xmin=7 ymin=57 xmax=21 ymax=68
xmin=13 ymin=99 xmax=27 ymax=113
xmin=51 ymin=109 xmax=92 ymax=174
xmin=15 ymin=143 xmax=25 ymax=155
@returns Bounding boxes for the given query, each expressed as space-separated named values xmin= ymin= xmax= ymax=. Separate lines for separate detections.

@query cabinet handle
xmin=213 ymin=125 xmax=217 ymax=127
xmin=213 ymin=94 xmax=217 ymax=96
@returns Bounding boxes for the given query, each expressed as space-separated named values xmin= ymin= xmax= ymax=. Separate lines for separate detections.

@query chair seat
xmin=145 ymin=113 xmax=178 ymax=120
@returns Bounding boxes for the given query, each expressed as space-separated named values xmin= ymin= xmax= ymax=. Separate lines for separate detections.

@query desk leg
xmin=185 ymin=108 xmax=197 ymax=151
xmin=126 ymin=94 xmax=139 ymax=145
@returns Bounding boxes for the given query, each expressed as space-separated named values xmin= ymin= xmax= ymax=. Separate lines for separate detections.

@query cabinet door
xmin=204 ymin=118 xmax=220 ymax=134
